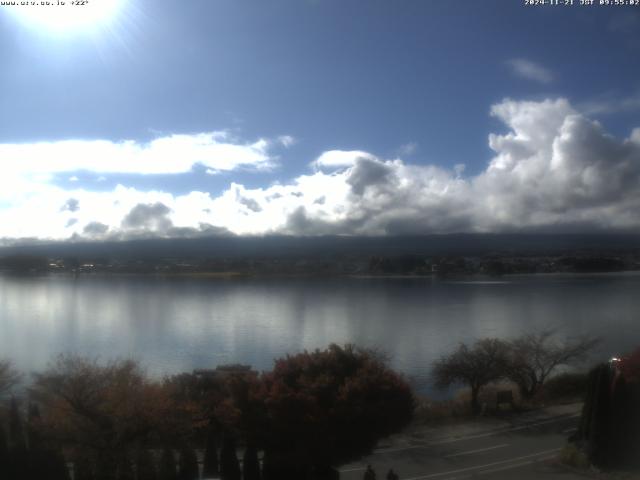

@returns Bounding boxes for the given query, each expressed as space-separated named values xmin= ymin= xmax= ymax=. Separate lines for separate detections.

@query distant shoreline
xmin=3 ymin=269 xmax=640 ymax=281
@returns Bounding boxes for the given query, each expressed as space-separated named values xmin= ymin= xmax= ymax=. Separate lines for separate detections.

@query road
xmin=339 ymin=411 xmax=589 ymax=480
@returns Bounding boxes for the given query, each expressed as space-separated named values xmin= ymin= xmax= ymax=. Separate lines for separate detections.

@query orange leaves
xmin=30 ymin=356 xmax=170 ymax=451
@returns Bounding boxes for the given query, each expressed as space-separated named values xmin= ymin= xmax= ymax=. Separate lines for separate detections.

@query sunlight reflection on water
xmin=0 ymin=273 xmax=638 ymax=397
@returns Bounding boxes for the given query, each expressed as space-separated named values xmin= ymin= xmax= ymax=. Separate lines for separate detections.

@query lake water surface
xmin=1 ymin=273 xmax=638 ymax=395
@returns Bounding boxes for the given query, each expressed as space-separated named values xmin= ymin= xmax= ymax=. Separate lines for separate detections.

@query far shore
xmin=3 ymin=269 xmax=640 ymax=281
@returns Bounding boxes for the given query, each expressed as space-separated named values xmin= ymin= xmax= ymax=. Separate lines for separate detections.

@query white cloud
xmin=580 ymin=91 xmax=640 ymax=116
xmin=278 ymin=135 xmax=296 ymax=148
xmin=507 ymin=58 xmax=554 ymax=84
xmin=0 ymin=131 xmax=277 ymax=180
xmin=2 ymin=97 xmax=640 ymax=241
xmin=311 ymin=150 xmax=376 ymax=170
xmin=398 ymin=142 xmax=418 ymax=156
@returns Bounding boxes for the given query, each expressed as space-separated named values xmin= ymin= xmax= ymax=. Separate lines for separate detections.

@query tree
xmin=177 ymin=446 xmax=199 ymax=480
xmin=29 ymin=356 xmax=170 ymax=460
xmin=73 ymin=450 xmax=95 ymax=480
xmin=618 ymin=346 xmax=640 ymax=383
xmin=26 ymin=402 xmax=43 ymax=451
xmin=0 ymin=360 xmax=21 ymax=399
xmin=135 ymin=448 xmax=158 ymax=480
xmin=259 ymin=344 xmax=414 ymax=478
xmin=116 ymin=454 xmax=135 ymax=480
xmin=572 ymin=350 xmax=640 ymax=469
xmin=5 ymin=397 xmax=29 ymax=480
xmin=432 ymin=338 xmax=509 ymax=413
xmin=158 ymin=448 xmax=177 ymax=480
xmin=242 ymin=444 xmax=261 ymax=480
xmin=0 ymin=424 xmax=8 ymax=477
xmin=220 ymin=435 xmax=241 ymax=480
xmin=504 ymin=331 xmax=599 ymax=399
xmin=161 ymin=371 xmax=225 ymax=437
xmin=202 ymin=430 xmax=219 ymax=478
xmin=26 ymin=402 xmax=53 ymax=480
xmin=8 ymin=397 xmax=26 ymax=452
xmin=48 ymin=449 xmax=72 ymax=480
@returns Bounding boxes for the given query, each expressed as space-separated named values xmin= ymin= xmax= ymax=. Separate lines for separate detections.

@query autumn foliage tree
xmin=2 ymin=347 xmax=415 ymax=478
xmin=29 ymin=356 xmax=173 ymax=476
xmin=161 ymin=370 xmax=227 ymax=436
xmin=258 ymin=344 xmax=414 ymax=479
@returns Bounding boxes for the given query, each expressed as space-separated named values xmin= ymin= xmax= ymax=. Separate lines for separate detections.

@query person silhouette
xmin=386 ymin=469 xmax=399 ymax=480
xmin=363 ymin=465 xmax=377 ymax=480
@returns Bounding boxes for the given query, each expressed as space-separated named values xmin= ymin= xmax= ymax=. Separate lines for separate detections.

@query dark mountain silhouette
xmin=1 ymin=234 xmax=640 ymax=262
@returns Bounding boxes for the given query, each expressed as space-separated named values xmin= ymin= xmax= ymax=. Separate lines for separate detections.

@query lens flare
xmin=10 ymin=0 xmax=124 ymax=33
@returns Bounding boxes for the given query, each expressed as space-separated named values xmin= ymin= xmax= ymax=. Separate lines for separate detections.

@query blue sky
xmin=1 ymin=0 xmax=640 ymax=240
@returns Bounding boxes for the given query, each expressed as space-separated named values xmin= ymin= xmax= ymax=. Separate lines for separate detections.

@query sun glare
xmin=11 ymin=0 xmax=124 ymax=33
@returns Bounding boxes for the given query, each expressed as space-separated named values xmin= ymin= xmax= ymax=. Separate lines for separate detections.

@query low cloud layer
xmin=1 ymin=97 xmax=640 ymax=242
xmin=0 ymin=131 xmax=278 ymax=179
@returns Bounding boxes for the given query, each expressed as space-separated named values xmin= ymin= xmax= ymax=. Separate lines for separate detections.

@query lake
xmin=1 ymin=272 xmax=638 ymax=396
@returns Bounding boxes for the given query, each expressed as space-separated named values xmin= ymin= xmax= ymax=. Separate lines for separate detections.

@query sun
xmin=11 ymin=0 xmax=124 ymax=33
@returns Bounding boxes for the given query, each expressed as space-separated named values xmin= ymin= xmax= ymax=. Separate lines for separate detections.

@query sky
xmin=1 ymin=0 xmax=640 ymax=242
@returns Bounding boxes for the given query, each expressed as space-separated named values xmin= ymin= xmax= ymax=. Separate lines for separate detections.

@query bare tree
xmin=0 ymin=359 xmax=21 ymax=398
xmin=432 ymin=338 xmax=509 ymax=413
xmin=504 ymin=330 xmax=599 ymax=399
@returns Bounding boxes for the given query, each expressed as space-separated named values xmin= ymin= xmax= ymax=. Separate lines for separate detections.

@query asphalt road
xmin=338 ymin=412 xmax=589 ymax=480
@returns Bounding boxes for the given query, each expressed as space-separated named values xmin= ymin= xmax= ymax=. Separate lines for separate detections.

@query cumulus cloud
xmin=346 ymin=157 xmax=394 ymax=195
xmin=1 ymin=97 xmax=640 ymax=241
xmin=507 ymin=58 xmax=554 ymax=84
xmin=83 ymin=222 xmax=109 ymax=237
xmin=122 ymin=202 xmax=173 ymax=232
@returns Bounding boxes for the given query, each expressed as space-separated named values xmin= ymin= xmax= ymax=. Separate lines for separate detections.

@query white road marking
xmin=377 ymin=414 xmax=579 ymax=454
xmin=339 ymin=414 xmax=576 ymax=474
xmin=401 ymin=448 xmax=561 ymax=480
xmin=444 ymin=443 xmax=508 ymax=458
xmin=474 ymin=454 xmax=557 ymax=476
xmin=438 ymin=454 xmax=558 ymax=480
xmin=339 ymin=466 xmax=366 ymax=473
xmin=339 ymin=444 xmax=508 ymax=474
